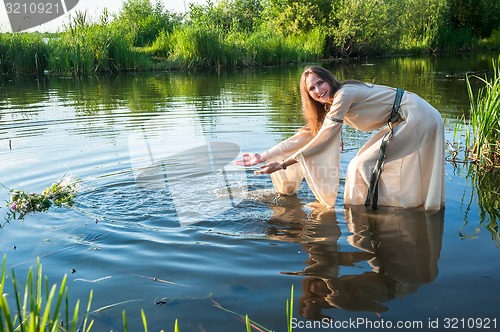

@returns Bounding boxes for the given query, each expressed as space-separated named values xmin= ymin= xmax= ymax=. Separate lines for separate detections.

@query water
xmin=1 ymin=55 xmax=499 ymax=331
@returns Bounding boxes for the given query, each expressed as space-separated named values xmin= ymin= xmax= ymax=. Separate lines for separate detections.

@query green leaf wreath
xmin=2 ymin=176 xmax=80 ymax=221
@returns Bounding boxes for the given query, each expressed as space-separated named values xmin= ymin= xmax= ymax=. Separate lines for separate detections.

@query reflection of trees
xmin=267 ymin=201 xmax=444 ymax=320
xmin=0 ymin=77 xmax=50 ymax=118
xmin=458 ymin=164 xmax=500 ymax=247
xmin=2 ymin=56 xmax=491 ymax=142
xmin=0 ymin=78 xmax=52 ymax=138
xmin=262 ymin=67 xmax=306 ymax=136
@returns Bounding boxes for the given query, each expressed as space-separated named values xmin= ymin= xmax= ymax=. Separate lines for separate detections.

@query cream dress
xmin=260 ymin=83 xmax=445 ymax=210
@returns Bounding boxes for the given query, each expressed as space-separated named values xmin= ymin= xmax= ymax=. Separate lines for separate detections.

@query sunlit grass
xmin=465 ymin=56 xmax=500 ymax=169
xmin=155 ymin=26 xmax=324 ymax=70
xmin=0 ymin=33 xmax=48 ymax=76
xmin=0 ymin=255 xmax=94 ymax=332
xmin=48 ymin=11 xmax=152 ymax=76
xmin=1 ymin=256 xmax=295 ymax=331
xmin=450 ymin=56 xmax=500 ymax=247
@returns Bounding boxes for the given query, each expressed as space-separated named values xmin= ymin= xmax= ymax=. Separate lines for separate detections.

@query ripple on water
xmin=77 ymin=177 xmax=178 ymax=226
xmin=76 ymin=170 xmax=278 ymax=236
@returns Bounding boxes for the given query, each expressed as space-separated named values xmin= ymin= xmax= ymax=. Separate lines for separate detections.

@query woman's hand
xmin=233 ymin=153 xmax=264 ymax=166
xmin=254 ymin=161 xmax=283 ymax=175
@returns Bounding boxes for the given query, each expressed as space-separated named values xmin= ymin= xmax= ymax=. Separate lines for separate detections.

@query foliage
xmin=114 ymin=0 xmax=180 ymax=47
xmin=446 ymin=0 xmax=500 ymax=38
xmin=162 ymin=24 xmax=324 ymax=69
xmin=48 ymin=10 xmax=152 ymax=75
xmin=0 ymin=33 xmax=48 ymax=76
xmin=448 ymin=56 xmax=500 ymax=246
xmin=327 ymin=0 xmax=396 ymax=56
xmin=326 ymin=0 xmax=451 ymax=56
xmin=398 ymin=0 xmax=449 ymax=50
xmin=3 ymin=175 xmax=79 ymax=221
xmin=2 ymin=0 xmax=500 ymax=75
xmin=166 ymin=25 xmax=226 ymax=69
xmin=260 ymin=0 xmax=330 ymax=35
xmin=436 ymin=26 xmax=478 ymax=51
xmin=0 ymin=256 xmax=94 ymax=332
xmin=1 ymin=256 xmax=295 ymax=331
xmin=188 ymin=0 xmax=263 ymax=34
xmin=465 ymin=56 xmax=500 ymax=169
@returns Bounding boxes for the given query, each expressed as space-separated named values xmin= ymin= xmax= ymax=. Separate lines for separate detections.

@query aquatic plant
xmin=2 ymin=0 xmax=500 ymax=75
xmin=449 ymin=56 xmax=500 ymax=247
xmin=162 ymin=25 xmax=324 ymax=70
xmin=2 ymin=175 xmax=79 ymax=221
xmin=212 ymin=284 xmax=295 ymax=331
xmin=465 ymin=56 xmax=500 ymax=169
xmin=1 ymin=256 xmax=295 ymax=331
xmin=0 ymin=256 xmax=94 ymax=332
xmin=48 ymin=10 xmax=152 ymax=76
xmin=0 ymin=33 xmax=48 ymax=76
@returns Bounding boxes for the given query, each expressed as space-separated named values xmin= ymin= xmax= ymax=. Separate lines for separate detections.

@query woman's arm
xmin=254 ymin=157 xmax=297 ymax=174
xmin=233 ymin=152 xmax=265 ymax=166
xmin=234 ymin=129 xmax=314 ymax=168
xmin=246 ymin=89 xmax=353 ymax=175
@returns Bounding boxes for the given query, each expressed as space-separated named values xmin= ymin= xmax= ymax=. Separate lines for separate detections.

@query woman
xmin=234 ymin=66 xmax=445 ymax=210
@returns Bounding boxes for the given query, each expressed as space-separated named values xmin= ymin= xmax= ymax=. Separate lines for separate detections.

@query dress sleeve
xmin=261 ymin=129 xmax=313 ymax=161
xmin=290 ymin=88 xmax=355 ymax=207
xmin=262 ymin=129 xmax=313 ymax=195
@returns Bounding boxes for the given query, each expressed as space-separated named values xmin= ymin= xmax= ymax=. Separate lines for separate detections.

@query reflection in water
xmin=456 ymin=164 xmax=500 ymax=247
xmin=268 ymin=201 xmax=444 ymax=320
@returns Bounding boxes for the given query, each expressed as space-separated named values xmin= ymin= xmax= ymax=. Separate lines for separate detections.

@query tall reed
xmin=450 ymin=56 xmax=500 ymax=247
xmin=0 ymin=33 xmax=48 ymax=76
xmin=0 ymin=256 xmax=94 ymax=332
xmin=465 ymin=56 xmax=500 ymax=169
xmin=48 ymin=10 xmax=152 ymax=76
xmin=162 ymin=26 xmax=324 ymax=69
xmin=2 ymin=256 xmax=295 ymax=331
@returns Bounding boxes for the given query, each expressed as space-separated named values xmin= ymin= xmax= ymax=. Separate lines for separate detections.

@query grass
xmin=149 ymin=26 xmax=324 ymax=70
xmin=465 ymin=56 xmax=500 ymax=169
xmin=1 ymin=256 xmax=295 ymax=331
xmin=47 ymin=11 xmax=152 ymax=76
xmin=0 ymin=255 xmax=93 ymax=332
xmin=449 ymin=56 xmax=500 ymax=248
xmin=1 ymin=13 xmax=325 ymax=75
xmin=0 ymin=33 xmax=48 ymax=76
xmin=1 ymin=16 xmax=498 ymax=75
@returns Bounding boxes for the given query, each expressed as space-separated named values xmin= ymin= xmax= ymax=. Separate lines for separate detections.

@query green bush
xmin=114 ymin=0 xmax=179 ymax=47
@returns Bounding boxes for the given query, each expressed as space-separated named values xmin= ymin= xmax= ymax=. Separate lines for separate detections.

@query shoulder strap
xmin=365 ymin=88 xmax=405 ymax=209
xmin=389 ymin=88 xmax=404 ymax=123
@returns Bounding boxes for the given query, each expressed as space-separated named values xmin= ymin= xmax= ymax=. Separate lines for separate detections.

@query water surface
xmin=1 ymin=55 xmax=499 ymax=331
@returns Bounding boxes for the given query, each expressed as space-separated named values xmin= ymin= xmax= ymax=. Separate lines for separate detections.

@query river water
xmin=1 ymin=55 xmax=499 ymax=331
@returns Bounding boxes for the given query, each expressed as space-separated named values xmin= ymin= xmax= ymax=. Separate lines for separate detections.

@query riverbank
xmin=1 ymin=0 xmax=499 ymax=77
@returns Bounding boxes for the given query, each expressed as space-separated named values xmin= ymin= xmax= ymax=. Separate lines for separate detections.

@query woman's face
xmin=305 ymin=73 xmax=331 ymax=104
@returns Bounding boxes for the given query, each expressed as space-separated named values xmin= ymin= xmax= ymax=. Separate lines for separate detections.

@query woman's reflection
xmin=267 ymin=199 xmax=444 ymax=320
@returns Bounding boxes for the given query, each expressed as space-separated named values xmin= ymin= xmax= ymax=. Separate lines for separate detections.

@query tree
xmin=115 ymin=0 xmax=176 ymax=46
xmin=260 ymin=0 xmax=332 ymax=35
xmin=447 ymin=0 xmax=500 ymax=37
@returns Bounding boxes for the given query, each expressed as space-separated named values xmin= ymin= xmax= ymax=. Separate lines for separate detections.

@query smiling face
xmin=299 ymin=66 xmax=342 ymax=135
xmin=305 ymin=73 xmax=332 ymax=105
